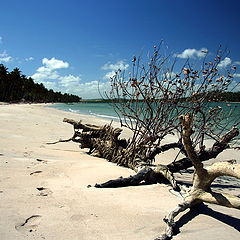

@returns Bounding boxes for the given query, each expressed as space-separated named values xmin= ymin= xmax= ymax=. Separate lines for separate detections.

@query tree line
xmin=217 ymin=91 xmax=240 ymax=102
xmin=0 ymin=64 xmax=81 ymax=103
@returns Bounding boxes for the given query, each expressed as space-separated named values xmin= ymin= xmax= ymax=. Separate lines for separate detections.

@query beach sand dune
xmin=0 ymin=104 xmax=239 ymax=240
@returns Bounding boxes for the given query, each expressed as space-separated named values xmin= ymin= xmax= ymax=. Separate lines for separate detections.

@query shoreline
xmin=0 ymin=104 xmax=240 ymax=240
xmin=47 ymin=102 xmax=120 ymax=123
xmin=2 ymin=100 xmax=240 ymax=124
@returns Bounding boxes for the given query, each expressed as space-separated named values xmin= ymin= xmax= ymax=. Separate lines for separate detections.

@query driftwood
xmin=167 ymin=127 xmax=239 ymax=173
xmin=61 ymin=118 xmax=239 ymax=169
xmin=60 ymin=118 xmax=179 ymax=189
xmin=47 ymin=116 xmax=240 ymax=239
xmin=157 ymin=115 xmax=240 ymax=240
xmin=56 ymin=118 xmax=239 ymax=192
xmin=50 ymin=117 xmax=240 ymax=239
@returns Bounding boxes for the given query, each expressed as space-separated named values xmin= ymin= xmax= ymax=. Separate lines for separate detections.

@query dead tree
xmin=51 ymin=45 xmax=240 ymax=239
xmin=157 ymin=114 xmax=240 ymax=240
xmin=61 ymin=117 xmax=239 ymax=191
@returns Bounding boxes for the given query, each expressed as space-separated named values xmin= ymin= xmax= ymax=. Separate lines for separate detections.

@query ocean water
xmin=49 ymin=102 xmax=120 ymax=121
xmin=49 ymin=102 xmax=240 ymax=124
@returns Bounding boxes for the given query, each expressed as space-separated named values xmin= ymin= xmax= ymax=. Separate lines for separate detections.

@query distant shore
xmin=0 ymin=103 xmax=240 ymax=240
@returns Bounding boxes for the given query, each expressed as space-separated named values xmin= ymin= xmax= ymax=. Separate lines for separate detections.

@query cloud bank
xmin=0 ymin=51 xmax=13 ymax=63
xmin=31 ymin=57 xmax=82 ymax=94
xmin=175 ymin=48 xmax=208 ymax=59
xmin=102 ymin=60 xmax=129 ymax=80
xmin=31 ymin=57 xmax=112 ymax=99
xmin=218 ymin=57 xmax=232 ymax=68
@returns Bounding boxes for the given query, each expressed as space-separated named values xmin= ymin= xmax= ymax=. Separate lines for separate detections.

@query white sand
xmin=0 ymin=104 xmax=239 ymax=240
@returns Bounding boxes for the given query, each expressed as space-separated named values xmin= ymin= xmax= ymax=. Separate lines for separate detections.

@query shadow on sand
xmin=174 ymin=203 xmax=240 ymax=237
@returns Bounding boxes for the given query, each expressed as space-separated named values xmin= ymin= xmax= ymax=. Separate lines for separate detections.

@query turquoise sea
xmin=49 ymin=102 xmax=120 ymax=121
xmin=49 ymin=102 xmax=240 ymax=124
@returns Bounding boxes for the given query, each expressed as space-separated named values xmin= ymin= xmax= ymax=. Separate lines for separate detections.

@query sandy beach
xmin=0 ymin=104 xmax=239 ymax=240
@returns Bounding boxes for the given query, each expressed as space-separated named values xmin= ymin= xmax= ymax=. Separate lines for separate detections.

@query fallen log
xmin=53 ymin=118 xmax=239 ymax=193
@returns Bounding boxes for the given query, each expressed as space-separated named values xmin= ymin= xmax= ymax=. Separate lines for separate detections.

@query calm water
xmin=49 ymin=102 xmax=120 ymax=121
xmin=49 ymin=102 xmax=240 ymax=123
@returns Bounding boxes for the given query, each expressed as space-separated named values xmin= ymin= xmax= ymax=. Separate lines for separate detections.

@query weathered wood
xmin=167 ymin=127 xmax=239 ymax=173
xmin=60 ymin=115 xmax=240 ymax=239
xmin=62 ymin=118 xmax=239 ymax=175
xmin=158 ymin=115 xmax=240 ymax=240
xmin=156 ymin=201 xmax=194 ymax=240
xmin=63 ymin=118 xmax=102 ymax=131
xmin=62 ymin=118 xmax=182 ymax=189
xmin=95 ymin=166 xmax=180 ymax=191
xmin=59 ymin=118 xmax=240 ymax=194
xmin=95 ymin=167 xmax=153 ymax=188
xmin=146 ymin=142 xmax=185 ymax=161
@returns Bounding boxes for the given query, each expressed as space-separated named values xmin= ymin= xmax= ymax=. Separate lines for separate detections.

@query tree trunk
xmin=157 ymin=115 xmax=240 ymax=239
xmin=60 ymin=117 xmax=238 ymax=175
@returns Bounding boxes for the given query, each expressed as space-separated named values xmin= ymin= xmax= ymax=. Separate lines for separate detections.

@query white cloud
xmin=226 ymin=80 xmax=240 ymax=92
xmin=70 ymin=80 xmax=111 ymax=99
xmin=175 ymin=48 xmax=208 ymax=59
xmin=102 ymin=60 xmax=129 ymax=71
xmin=41 ymin=81 xmax=57 ymax=90
xmin=31 ymin=58 xmax=126 ymax=99
xmin=42 ymin=57 xmax=69 ymax=70
xmin=31 ymin=57 xmax=83 ymax=96
xmin=0 ymin=50 xmax=13 ymax=62
xmin=59 ymin=75 xmax=81 ymax=87
xmin=103 ymin=71 xmax=116 ymax=80
xmin=31 ymin=57 xmax=70 ymax=82
xmin=42 ymin=80 xmax=110 ymax=99
xmin=25 ymin=57 xmax=34 ymax=61
xmin=102 ymin=60 xmax=129 ymax=79
xmin=218 ymin=57 xmax=232 ymax=68
xmin=31 ymin=70 xmax=59 ymax=81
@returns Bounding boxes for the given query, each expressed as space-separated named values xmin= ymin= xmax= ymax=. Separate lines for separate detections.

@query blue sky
xmin=0 ymin=0 xmax=240 ymax=98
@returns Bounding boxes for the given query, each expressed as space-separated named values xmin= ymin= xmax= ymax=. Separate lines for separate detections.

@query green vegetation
xmin=81 ymin=92 xmax=240 ymax=103
xmin=217 ymin=91 xmax=240 ymax=102
xmin=0 ymin=64 xmax=81 ymax=103
xmin=186 ymin=90 xmax=240 ymax=103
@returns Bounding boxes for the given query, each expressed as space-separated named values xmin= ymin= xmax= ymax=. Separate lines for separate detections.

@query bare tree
xmin=52 ymin=45 xmax=240 ymax=239
xmin=157 ymin=114 xmax=240 ymax=240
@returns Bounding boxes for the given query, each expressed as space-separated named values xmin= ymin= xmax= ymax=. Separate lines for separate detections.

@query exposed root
xmin=95 ymin=167 xmax=153 ymax=188
xmin=46 ymin=137 xmax=73 ymax=144
xmin=95 ymin=166 xmax=180 ymax=190
xmin=156 ymin=200 xmax=195 ymax=240
xmin=155 ymin=114 xmax=240 ymax=239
